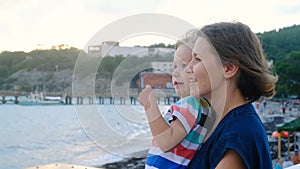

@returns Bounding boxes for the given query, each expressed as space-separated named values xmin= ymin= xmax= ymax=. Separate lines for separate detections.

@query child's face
xmin=172 ymin=45 xmax=192 ymax=97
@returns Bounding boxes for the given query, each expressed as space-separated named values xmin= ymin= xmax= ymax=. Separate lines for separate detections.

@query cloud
xmin=272 ymin=0 xmax=300 ymax=15
xmin=0 ymin=0 xmax=299 ymax=52
xmin=0 ymin=0 xmax=106 ymax=51
xmin=155 ymin=0 xmax=299 ymax=33
xmin=0 ymin=0 xmax=167 ymax=52
xmin=84 ymin=0 xmax=163 ymax=14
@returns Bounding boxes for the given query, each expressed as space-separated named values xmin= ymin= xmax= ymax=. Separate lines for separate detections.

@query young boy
xmin=138 ymin=32 xmax=215 ymax=169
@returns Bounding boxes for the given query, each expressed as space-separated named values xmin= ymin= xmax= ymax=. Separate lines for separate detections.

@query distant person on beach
xmin=283 ymin=156 xmax=294 ymax=168
xmin=186 ymin=22 xmax=277 ymax=169
xmin=275 ymin=157 xmax=283 ymax=169
xmin=292 ymin=149 xmax=300 ymax=164
xmin=138 ymin=31 xmax=215 ymax=169
xmin=282 ymin=107 xmax=286 ymax=114
xmin=262 ymin=100 xmax=267 ymax=113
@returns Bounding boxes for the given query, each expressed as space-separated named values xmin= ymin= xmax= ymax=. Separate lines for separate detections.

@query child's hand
xmin=138 ymin=85 xmax=157 ymax=110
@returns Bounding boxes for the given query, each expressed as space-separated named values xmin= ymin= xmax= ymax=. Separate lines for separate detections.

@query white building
xmin=151 ymin=62 xmax=173 ymax=74
xmin=88 ymin=41 xmax=175 ymax=58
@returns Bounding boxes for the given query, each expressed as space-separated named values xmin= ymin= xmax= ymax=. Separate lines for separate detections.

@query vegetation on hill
xmin=0 ymin=24 xmax=300 ymax=97
xmin=0 ymin=47 xmax=172 ymax=93
xmin=258 ymin=24 xmax=300 ymax=61
xmin=258 ymin=24 xmax=300 ymax=97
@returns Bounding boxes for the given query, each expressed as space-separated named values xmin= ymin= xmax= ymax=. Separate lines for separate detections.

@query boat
xmin=18 ymin=91 xmax=65 ymax=106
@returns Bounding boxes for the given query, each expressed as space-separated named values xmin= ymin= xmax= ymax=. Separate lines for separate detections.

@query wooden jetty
xmin=0 ymin=88 xmax=180 ymax=105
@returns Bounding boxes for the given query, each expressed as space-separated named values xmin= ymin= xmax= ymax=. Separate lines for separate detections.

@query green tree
xmin=258 ymin=24 xmax=300 ymax=60
xmin=275 ymin=51 xmax=300 ymax=97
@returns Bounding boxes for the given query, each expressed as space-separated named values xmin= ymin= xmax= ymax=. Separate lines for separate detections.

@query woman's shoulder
xmin=218 ymin=103 xmax=264 ymax=135
xmin=204 ymin=103 xmax=266 ymax=152
xmin=200 ymin=104 xmax=270 ymax=168
xmin=189 ymin=103 xmax=272 ymax=169
xmin=222 ymin=103 xmax=260 ymax=125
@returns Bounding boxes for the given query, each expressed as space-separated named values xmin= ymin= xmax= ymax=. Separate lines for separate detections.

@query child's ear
xmin=223 ymin=64 xmax=239 ymax=79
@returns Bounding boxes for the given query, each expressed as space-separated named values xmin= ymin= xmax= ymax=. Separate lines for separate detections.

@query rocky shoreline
xmin=100 ymin=157 xmax=146 ymax=169
xmin=99 ymin=149 xmax=148 ymax=169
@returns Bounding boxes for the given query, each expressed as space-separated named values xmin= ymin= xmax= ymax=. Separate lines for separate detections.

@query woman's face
xmin=185 ymin=37 xmax=225 ymax=100
xmin=172 ymin=45 xmax=192 ymax=97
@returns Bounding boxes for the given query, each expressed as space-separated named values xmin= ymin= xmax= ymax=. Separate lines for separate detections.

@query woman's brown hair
xmin=200 ymin=22 xmax=278 ymax=102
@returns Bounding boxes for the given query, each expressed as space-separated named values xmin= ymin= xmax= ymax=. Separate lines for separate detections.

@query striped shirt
xmin=145 ymin=96 xmax=213 ymax=169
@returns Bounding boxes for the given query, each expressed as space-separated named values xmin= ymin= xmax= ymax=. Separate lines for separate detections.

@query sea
xmin=0 ymin=101 xmax=169 ymax=169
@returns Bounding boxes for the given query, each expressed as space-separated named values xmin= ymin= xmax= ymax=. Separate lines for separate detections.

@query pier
xmin=0 ymin=88 xmax=180 ymax=105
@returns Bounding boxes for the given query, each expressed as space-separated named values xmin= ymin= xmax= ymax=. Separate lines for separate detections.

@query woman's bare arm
xmin=215 ymin=149 xmax=247 ymax=169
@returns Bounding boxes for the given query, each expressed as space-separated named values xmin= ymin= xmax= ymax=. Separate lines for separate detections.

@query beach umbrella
xmin=278 ymin=118 xmax=300 ymax=132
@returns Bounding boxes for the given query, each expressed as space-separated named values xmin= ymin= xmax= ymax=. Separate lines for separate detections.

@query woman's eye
xmin=173 ymin=65 xmax=178 ymax=69
xmin=192 ymin=53 xmax=202 ymax=61
xmin=181 ymin=64 xmax=187 ymax=68
xmin=194 ymin=55 xmax=202 ymax=61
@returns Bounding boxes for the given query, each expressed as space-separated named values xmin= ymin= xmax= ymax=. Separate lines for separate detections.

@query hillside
xmin=0 ymin=24 xmax=300 ymax=96
xmin=0 ymin=47 xmax=172 ymax=93
xmin=258 ymin=24 xmax=300 ymax=61
xmin=0 ymin=47 xmax=80 ymax=93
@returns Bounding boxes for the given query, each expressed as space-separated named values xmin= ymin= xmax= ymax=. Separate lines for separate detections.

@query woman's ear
xmin=223 ymin=64 xmax=239 ymax=79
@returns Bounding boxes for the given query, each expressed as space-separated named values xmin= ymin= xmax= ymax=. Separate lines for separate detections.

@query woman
xmin=186 ymin=22 xmax=277 ymax=169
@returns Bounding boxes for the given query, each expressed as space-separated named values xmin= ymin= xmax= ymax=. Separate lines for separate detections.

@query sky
xmin=0 ymin=0 xmax=300 ymax=52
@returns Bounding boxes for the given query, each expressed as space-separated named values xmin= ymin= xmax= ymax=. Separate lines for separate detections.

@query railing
xmin=0 ymin=88 xmax=177 ymax=98
xmin=0 ymin=88 xmax=180 ymax=105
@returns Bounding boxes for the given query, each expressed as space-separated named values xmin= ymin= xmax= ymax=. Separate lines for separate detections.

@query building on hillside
xmin=151 ymin=62 xmax=173 ymax=74
xmin=88 ymin=41 xmax=175 ymax=57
